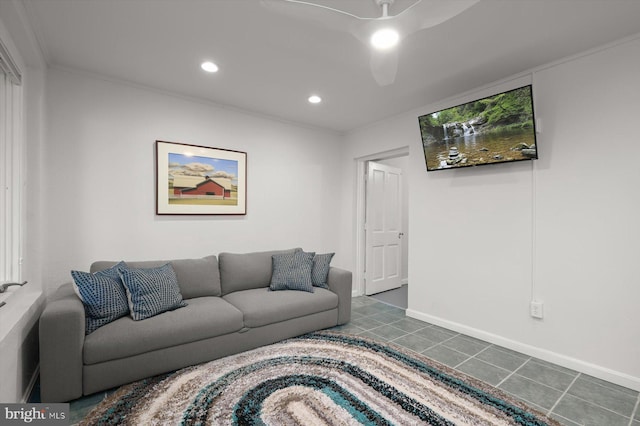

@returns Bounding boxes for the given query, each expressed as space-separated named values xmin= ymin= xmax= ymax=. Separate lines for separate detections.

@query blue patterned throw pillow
xmin=311 ymin=252 xmax=334 ymax=289
xmin=71 ymin=261 xmax=129 ymax=334
xmin=270 ymin=251 xmax=315 ymax=292
xmin=119 ymin=263 xmax=187 ymax=321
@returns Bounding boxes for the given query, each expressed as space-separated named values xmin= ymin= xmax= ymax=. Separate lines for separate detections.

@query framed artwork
xmin=156 ymin=140 xmax=247 ymax=215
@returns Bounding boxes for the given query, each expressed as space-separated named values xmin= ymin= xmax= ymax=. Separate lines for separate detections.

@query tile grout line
xmin=578 ymin=373 xmax=639 ymax=398
xmin=545 ymin=375 xmax=637 ymax=423
xmin=525 ymin=357 xmax=580 ymax=379
xmin=405 ymin=328 xmax=453 ymax=345
xmin=472 ymin=344 xmax=494 ymax=359
xmin=455 ymin=344 xmax=527 ymax=385
xmin=549 ymin=412 xmax=578 ymax=426
xmin=453 ymin=353 xmax=475 ymax=369
xmin=497 ymin=390 xmax=551 ymax=420
xmin=548 ymin=373 xmax=581 ymax=416
xmin=627 ymin=393 xmax=639 ymax=426
xmin=389 ymin=318 xmax=432 ymax=335
xmin=567 ymin=393 xmax=636 ymax=423
xmin=495 ymin=356 xmax=532 ymax=388
xmin=422 ymin=334 xmax=473 ymax=369
xmin=566 ymin=377 xmax=638 ymax=420
xmin=411 ymin=327 xmax=460 ymax=346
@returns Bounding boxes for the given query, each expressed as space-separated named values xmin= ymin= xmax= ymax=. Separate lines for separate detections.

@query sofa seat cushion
xmin=223 ymin=288 xmax=338 ymax=328
xmin=83 ymin=297 xmax=243 ymax=365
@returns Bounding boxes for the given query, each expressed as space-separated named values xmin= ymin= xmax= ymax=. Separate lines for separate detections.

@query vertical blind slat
xmin=0 ymin=69 xmax=23 ymax=283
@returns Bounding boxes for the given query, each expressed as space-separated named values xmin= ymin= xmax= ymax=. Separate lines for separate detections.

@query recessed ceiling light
xmin=201 ymin=61 xmax=219 ymax=73
xmin=370 ymin=28 xmax=399 ymax=49
xmin=308 ymin=95 xmax=322 ymax=104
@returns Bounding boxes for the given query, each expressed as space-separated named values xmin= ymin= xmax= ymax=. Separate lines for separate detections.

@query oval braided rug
xmin=81 ymin=331 xmax=560 ymax=425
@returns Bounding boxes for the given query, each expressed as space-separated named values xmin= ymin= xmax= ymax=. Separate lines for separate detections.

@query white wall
xmin=43 ymin=68 xmax=345 ymax=292
xmin=341 ymin=35 xmax=640 ymax=391
xmin=530 ymin=38 xmax=640 ymax=386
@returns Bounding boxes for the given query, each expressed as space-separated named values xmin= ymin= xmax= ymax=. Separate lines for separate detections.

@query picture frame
xmin=156 ymin=140 xmax=247 ymax=215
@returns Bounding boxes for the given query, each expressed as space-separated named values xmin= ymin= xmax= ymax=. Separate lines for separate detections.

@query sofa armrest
xmin=327 ymin=267 xmax=352 ymax=325
xmin=39 ymin=283 xmax=85 ymax=402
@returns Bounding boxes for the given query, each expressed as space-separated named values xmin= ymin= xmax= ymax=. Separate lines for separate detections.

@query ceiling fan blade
xmin=261 ymin=0 xmax=477 ymax=86
xmin=370 ymin=48 xmax=399 ymax=86
xmin=260 ymin=0 xmax=361 ymax=33
xmin=396 ymin=0 xmax=480 ymax=31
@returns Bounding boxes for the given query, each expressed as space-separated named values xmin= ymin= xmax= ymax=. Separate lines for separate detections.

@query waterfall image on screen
xmin=418 ymin=85 xmax=537 ymax=172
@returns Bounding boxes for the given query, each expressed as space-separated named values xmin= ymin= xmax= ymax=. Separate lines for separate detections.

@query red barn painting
xmin=172 ymin=176 xmax=233 ymax=198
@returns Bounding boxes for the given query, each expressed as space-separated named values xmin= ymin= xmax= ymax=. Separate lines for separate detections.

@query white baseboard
xmin=406 ymin=309 xmax=640 ymax=392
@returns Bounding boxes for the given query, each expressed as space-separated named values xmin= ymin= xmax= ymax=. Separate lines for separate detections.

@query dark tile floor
xmin=339 ymin=296 xmax=640 ymax=426
xmin=40 ymin=295 xmax=640 ymax=425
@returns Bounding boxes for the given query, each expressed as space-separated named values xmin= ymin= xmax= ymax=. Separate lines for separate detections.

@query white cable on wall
xmin=530 ymin=71 xmax=539 ymax=303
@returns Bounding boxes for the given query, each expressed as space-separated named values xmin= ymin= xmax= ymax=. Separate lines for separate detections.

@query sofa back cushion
xmin=218 ymin=248 xmax=299 ymax=295
xmin=90 ymin=256 xmax=221 ymax=299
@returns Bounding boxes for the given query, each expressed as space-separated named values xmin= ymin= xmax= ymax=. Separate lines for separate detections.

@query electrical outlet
xmin=530 ymin=301 xmax=544 ymax=319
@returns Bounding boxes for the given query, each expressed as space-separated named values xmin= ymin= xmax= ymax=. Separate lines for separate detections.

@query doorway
xmin=355 ymin=148 xmax=409 ymax=309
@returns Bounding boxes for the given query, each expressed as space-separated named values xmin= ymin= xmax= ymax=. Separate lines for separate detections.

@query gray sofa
xmin=39 ymin=248 xmax=352 ymax=402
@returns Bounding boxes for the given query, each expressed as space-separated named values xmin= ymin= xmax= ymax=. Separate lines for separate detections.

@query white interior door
xmin=365 ymin=161 xmax=403 ymax=295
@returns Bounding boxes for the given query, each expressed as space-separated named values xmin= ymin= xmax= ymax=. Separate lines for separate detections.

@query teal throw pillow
xmin=119 ymin=263 xmax=187 ymax=321
xmin=71 ymin=261 xmax=129 ymax=334
xmin=270 ymin=251 xmax=315 ymax=292
xmin=311 ymin=252 xmax=334 ymax=289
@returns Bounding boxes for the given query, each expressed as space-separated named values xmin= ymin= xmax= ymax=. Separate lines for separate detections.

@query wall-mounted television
xmin=418 ymin=85 xmax=537 ymax=172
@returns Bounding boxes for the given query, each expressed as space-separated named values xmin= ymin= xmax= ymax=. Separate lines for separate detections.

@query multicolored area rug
xmin=81 ymin=331 xmax=560 ymax=425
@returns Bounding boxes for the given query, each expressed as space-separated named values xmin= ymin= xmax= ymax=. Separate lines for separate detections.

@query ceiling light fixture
xmin=308 ymin=95 xmax=322 ymax=104
xmin=201 ymin=61 xmax=219 ymax=73
xmin=370 ymin=0 xmax=399 ymax=50
xmin=370 ymin=28 xmax=399 ymax=49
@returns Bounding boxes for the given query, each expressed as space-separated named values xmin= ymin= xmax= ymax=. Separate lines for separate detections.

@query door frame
xmin=355 ymin=146 xmax=409 ymax=296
